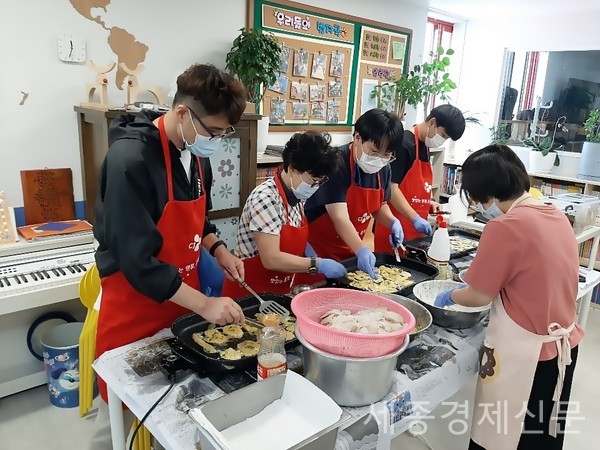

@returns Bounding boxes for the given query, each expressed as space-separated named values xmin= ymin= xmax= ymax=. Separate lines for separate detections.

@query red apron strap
xmin=158 ymin=116 xmax=175 ymax=201
xmin=275 ymin=169 xmax=306 ymax=225
xmin=195 ymin=156 xmax=205 ymax=196
xmin=413 ymin=126 xmax=421 ymax=162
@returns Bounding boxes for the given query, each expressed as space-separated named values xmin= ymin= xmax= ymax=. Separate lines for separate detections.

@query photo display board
xmin=250 ymin=0 xmax=412 ymax=131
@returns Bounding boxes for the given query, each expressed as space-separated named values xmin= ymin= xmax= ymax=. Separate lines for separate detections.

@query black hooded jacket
xmin=93 ymin=110 xmax=216 ymax=302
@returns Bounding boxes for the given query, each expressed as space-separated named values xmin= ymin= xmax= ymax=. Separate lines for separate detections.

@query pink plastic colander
xmin=291 ymin=288 xmax=416 ymax=358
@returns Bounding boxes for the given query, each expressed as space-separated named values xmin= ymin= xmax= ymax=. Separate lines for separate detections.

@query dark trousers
xmin=469 ymin=346 xmax=579 ymax=450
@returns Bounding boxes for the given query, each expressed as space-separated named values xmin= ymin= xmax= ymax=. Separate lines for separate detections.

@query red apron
xmin=307 ymin=144 xmax=384 ymax=262
xmin=95 ymin=115 xmax=205 ymax=402
xmin=221 ymin=171 xmax=309 ymax=299
xmin=374 ymin=126 xmax=433 ymax=251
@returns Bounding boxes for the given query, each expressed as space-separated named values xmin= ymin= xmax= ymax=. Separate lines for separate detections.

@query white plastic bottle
xmin=256 ymin=315 xmax=287 ymax=381
xmin=427 ymin=215 xmax=451 ymax=280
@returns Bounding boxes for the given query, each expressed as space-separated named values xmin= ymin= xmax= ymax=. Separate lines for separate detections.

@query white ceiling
xmin=428 ymin=0 xmax=600 ymax=20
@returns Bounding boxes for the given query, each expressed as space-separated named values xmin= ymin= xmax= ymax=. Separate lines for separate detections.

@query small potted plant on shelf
xmin=226 ymin=28 xmax=282 ymax=109
xmin=578 ymin=109 xmax=600 ymax=180
xmin=522 ymin=116 xmax=566 ymax=174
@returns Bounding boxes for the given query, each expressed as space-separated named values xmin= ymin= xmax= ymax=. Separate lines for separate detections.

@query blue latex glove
xmin=317 ymin=258 xmax=348 ymax=279
xmin=412 ymin=215 xmax=432 ymax=236
xmin=356 ymin=247 xmax=377 ymax=279
xmin=389 ymin=219 xmax=404 ymax=249
xmin=305 ymin=242 xmax=317 ymax=258
xmin=434 ymin=290 xmax=455 ymax=308
xmin=434 ymin=284 xmax=467 ymax=308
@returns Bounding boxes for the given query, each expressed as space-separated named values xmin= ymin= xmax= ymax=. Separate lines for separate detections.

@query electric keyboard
xmin=0 ymin=234 xmax=95 ymax=315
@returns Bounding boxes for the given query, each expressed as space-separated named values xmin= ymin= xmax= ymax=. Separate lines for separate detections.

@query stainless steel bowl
xmin=378 ymin=294 xmax=433 ymax=340
xmin=413 ymin=280 xmax=490 ymax=329
xmin=290 ymin=284 xmax=314 ymax=296
xmin=296 ymin=328 xmax=409 ymax=407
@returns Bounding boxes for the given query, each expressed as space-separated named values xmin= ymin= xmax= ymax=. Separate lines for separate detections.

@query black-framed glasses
xmin=188 ymin=107 xmax=236 ymax=141
xmin=304 ymin=173 xmax=329 ymax=188
xmin=361 ymin=141 xmax=396 ymax=163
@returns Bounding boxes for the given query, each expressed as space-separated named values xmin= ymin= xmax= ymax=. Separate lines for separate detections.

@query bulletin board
xmin=248 ymin=0 xmax=412 ymax=131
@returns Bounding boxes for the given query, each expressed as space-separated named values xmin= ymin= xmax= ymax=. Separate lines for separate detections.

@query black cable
xmin=129 ymin=377 xmax=177 ymax=450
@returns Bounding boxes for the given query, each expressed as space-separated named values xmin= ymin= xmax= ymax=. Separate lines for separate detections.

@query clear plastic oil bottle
xmin=256 ymin=315 xmax=287 ymax=381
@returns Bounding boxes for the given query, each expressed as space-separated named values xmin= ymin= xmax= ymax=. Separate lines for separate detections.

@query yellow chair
xmin=78 ymin=265 xmax=152 ymax=450
xmin=78 ymin=265 xmax=100 ymax=417
xmin=529 ymin=187 xmax=544 ymax=199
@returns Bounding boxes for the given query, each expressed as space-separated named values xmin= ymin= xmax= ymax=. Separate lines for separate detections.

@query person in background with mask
xmin=304 ymin=109 xmax=404 ymax=280
xmin=374 ymin=105 xmax=465 ymax=251
xmin=434 ymin=145 xmax=583 ymax=450
xmin=90 ymin=64 xmax=245 ymax=450
xmin=221 ymin=131 xmax=345 ymax=298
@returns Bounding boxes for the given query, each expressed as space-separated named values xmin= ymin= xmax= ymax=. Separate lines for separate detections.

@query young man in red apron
xmin=374 ymin=105 xmax=466 ymax=251
xmin=434 ymin=145 xmax=583 ymax=450
xmin=304 ymin=109 xmax=405 ymax=280
xmin=222 ymin=132 xmax=346 ymax=298
xmin=90 ymin=65 xmax=246 ymax=450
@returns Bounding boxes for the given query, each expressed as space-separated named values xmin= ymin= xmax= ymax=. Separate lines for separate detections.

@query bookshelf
xmin=256 ymin=154 xmax=282 ymax=186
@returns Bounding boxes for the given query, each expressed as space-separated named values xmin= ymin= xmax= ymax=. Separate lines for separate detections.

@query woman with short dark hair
xmin=434 ymin=145 xmax=584 ymax=450
xmin=222 ymin=131 xmax=346 ymax=298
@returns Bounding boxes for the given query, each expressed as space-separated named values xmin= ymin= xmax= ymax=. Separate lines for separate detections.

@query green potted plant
xmin=417 ymin=46 xmax=457 ymax=118
xmin=578 ymin=109 xmax=600 ymax=180
xmin=489 ymin=124 xmax=510 ymax=145
xmin=370 ymin=46 xmax=457 ymax=119
xmin=226 ymin=28 xmax=282 ymax=106
xmin=521 ymin=116 xmax=566 ymax=173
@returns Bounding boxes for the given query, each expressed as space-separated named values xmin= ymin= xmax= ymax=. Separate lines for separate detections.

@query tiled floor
xmin=1 ymin=308 xmax=599 ymax=450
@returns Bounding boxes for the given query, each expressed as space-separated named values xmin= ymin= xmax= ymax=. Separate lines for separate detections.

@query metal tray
xmin=170 ymin=294 xmax=297 ymax=375
xmin=332 ymin=253 xmax=438 ymax=296
xmin=406 ymin=229 xmax=481 ymax=259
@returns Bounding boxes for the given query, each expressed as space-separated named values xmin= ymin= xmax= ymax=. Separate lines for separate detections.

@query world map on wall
xmin=69 ymin=0 xmax=148 ymax=90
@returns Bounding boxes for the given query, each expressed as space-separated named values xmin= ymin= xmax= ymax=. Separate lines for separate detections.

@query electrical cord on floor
xmin=129 ymin=376 xmax=177 ymax=450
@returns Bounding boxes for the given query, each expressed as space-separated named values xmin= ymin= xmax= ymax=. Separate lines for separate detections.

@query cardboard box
xmin=190 ymin=371 xmax=349 ymax=450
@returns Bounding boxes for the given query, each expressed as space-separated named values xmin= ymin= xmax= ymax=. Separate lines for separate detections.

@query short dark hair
xmin=354 ymin=109 xmax=404 ymax=153
xmin=172 ymin=64 xmax=247 ymax=124
xmin=426 ymin=105 xmax=466 ymax=141
xmin=282 ymin=131 xmax=340 ymax=178
xmin=460 ymin=145 xmax=530 ymax=204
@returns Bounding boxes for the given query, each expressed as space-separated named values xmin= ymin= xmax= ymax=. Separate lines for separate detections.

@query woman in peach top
xmin=434 ymin=145 xmax=583 ymax=450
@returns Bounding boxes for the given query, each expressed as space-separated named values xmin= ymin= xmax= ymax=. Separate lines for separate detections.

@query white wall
xmin=451 ymin=9 xmax=600 ymax=160
xmin=0 ymin=0 xmax=246 ymax=207
xmin=0 ymin=0 xmax=429 ymax=208
xmin=543 ymin=50 xmax=600 ymax=102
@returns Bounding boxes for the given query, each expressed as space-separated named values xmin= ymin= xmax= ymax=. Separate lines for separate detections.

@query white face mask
xmin=180 ymin=110 xmax=220 ymax=157
xmin=476 ymin=201 xmax=503 ymax=220
xmin=289 ymin=173 xmax=319 ymax=201
xmin=425 ymin=125 xmax=448 ymax=149
xmin=355 ymin=142 xmax=388 ymax=174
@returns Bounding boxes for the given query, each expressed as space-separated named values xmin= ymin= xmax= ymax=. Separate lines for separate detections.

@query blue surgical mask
xmin=476 ymin=201 xmax=503 ymax=220
xmin=180 ymin=111 xmax=220 ymax=157
xmin=292 ymin=181 xmax=319 ymax=201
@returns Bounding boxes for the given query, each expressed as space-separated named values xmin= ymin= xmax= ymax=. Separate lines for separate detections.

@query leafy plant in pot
xmin=522 ymin=116 xmax=566 ymax=173
xmin=370 ymin=46 xmax=457 ymax=119
xmin=226 ymin=28 xmax=282 ymax=108
xmin=578 ymin=109 xmax=600 ymax=181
